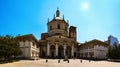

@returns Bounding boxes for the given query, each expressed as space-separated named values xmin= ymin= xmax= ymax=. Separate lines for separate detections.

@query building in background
xmin=105 ymin=35 xmax=119 ymax=46
xmin=16 ymin=34 xmax=40 ymax=60
xmin=79 ymin=39 xmax=109 ymax=59
xmin=39 ymin=8 xmax=79 ymax=58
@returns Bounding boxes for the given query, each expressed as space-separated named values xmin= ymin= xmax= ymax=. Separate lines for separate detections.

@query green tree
xmin=108 ymin=43 xmax=120 ymax=59
xmin=0 ymin=35 xmax=22 ymax=60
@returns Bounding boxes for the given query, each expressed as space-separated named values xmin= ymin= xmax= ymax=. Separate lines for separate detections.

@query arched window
xmin=58 ymin=24 xmax=60 ymax=29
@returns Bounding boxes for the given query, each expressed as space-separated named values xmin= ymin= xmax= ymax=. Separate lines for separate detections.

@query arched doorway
xmin=41 ymin=50 xmax=45 ymax=58
xmin=58 ymin=45 xmax=64 ymax=58
xmin=66 ymin=46 xmax=71 ymax=58
xmin=50 ymin=45 xmax=55 ymax=58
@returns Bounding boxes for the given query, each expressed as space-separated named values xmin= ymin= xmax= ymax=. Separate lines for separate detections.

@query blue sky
xmin=0 ymin=0 xmax=120 ymax=43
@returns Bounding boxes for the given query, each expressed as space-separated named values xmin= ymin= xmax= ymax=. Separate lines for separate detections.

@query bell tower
xmin=69 ymin=26 xmax=77 ymax=41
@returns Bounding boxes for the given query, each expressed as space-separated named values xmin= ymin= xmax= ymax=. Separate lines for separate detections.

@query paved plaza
xmin=0 ymin=59 xmax=120 ymax=67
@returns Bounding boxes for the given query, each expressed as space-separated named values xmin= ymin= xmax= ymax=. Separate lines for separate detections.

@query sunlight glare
xmin=82 ymin=3 xmax=88 ymax=10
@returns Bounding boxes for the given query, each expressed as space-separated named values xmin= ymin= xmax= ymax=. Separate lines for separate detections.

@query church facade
xmin=39 ymin=8 xmax=79 ymax=58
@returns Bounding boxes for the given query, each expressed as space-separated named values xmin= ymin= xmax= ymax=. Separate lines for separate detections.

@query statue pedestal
xmin=64 ymin=56 xmax=68 ymax=61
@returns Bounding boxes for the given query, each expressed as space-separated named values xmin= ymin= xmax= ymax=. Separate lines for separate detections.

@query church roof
xmin=48 ymin=19 xmax=68 ymax=25
xmin=15 ymin=34 xmax=39 ymax=45
xmin=79 ymin=39 xmax=109 ymax=47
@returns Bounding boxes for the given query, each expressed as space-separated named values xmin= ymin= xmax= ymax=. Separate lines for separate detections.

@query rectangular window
xmin=58 ymin=24 xmax=60 ymax=29
xmin=50 ymin=26 xmax=52 ymax=30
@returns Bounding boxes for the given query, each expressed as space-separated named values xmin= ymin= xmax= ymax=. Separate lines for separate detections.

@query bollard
xmin=46 ymin=59 xmax=48 ymax=63
xmin=89 ymin=59 xmax=90 ymax=62
xmin=68 ymin=60 xmax=69 ymax=63
xmin=58 ymin=59 xmax=60 ymax=63
xmin=80 ymin=59 xmax=82 ymax=63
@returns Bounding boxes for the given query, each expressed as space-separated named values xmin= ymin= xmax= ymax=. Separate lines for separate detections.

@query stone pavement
xmin=0 ymin=59 xmax=120 ymax=67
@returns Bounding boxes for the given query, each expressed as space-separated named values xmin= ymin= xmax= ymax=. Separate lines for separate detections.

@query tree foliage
xmin=0 ymin=35 xmax=22 ymax=60
xmin=108 ymin=43 xmax=120 ymax=59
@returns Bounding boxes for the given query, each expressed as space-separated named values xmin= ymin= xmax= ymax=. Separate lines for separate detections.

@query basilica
xmin=39 ymin=8 xmax=79 ymax=58
xmin=17 ymin=8 xmax=109 ymax=60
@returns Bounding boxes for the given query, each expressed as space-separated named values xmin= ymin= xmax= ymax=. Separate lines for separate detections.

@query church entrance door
xmin=58 ymin=45 xmax=64 ymax=58
xmin=50 ymin=45 xmax=55 ymax=58
xmin=66 ymin=46 xmax=71 ymax=58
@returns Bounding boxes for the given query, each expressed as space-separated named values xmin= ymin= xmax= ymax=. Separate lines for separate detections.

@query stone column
xmin=72 ymin=44 xmax=74 ymax=57
xmin=64 ymin=45 xmax=66 ymax=56
xmin=55 ymin=44 xmax=58 ymax=57
xmin=47 ymin=43 xmax=50 ymax=57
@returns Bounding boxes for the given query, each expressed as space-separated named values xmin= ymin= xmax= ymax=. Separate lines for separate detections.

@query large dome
xmin=47 ymin=8 xmax=69 ymax=37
